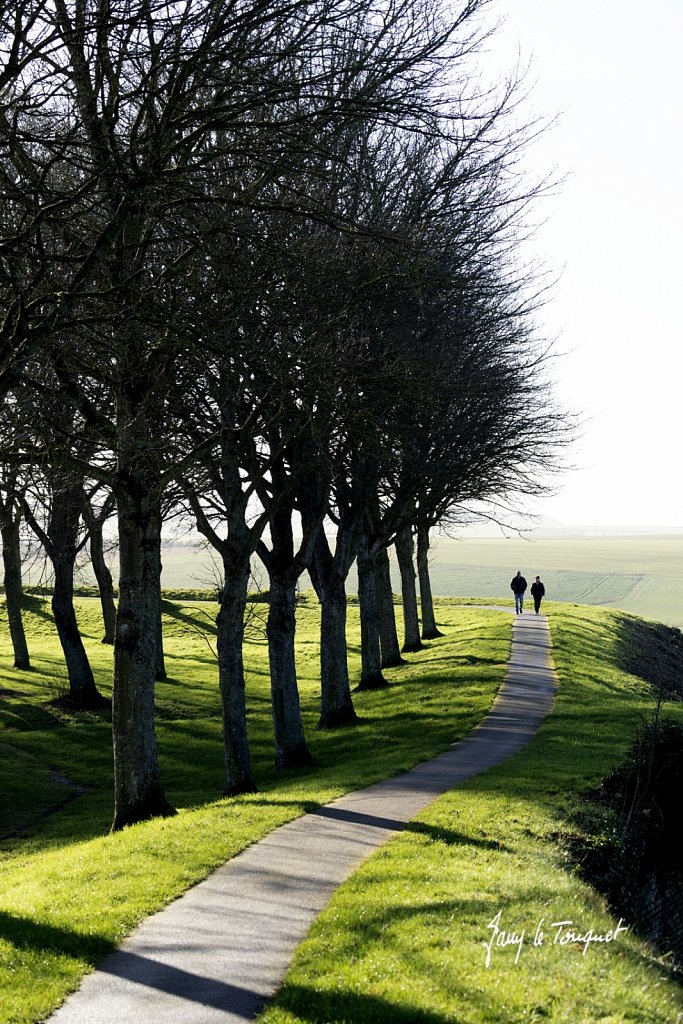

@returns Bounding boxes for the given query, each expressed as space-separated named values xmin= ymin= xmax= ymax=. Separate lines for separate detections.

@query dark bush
xmin=571 ymin=719 xmax=683 ymax=971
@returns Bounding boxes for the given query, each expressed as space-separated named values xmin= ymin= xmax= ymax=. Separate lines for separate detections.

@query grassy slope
xmin=0 ymin=597 xmax=509 ymax=1024
xmin=259 ymin=604 xmax=683 ymax=1024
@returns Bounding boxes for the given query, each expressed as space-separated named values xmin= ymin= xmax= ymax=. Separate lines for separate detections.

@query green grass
xmin=408 ymin=536 xmax=683 ymax=627
xmin=258 ymin=603 xmax=683 ymax=1024
xmin=0 ymin=595 xmax=510 ymax=1024
xmin=77 ymin=537 xmax=683 ymax=627
xmin=3 ymin=596 xmax=682 ymax=1023
xmin=24 ymin=535 xmax=683 ymax=626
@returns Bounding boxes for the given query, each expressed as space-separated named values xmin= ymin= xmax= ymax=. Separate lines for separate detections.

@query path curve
xmin=48 ymin=610 xmax=558 ymax=1024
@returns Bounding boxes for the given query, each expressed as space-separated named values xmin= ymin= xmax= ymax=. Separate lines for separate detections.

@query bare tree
xmin=1 ymin=0 xmax=567 ymax=824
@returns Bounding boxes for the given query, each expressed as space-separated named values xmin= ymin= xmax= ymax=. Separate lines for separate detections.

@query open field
xmin=78 ymin=535 xmax=683 ymax=628
xmin=419 ymin=535 xmax=683 ymax=627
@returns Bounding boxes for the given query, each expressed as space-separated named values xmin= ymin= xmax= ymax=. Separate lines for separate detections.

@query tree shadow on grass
xmin=0 ymin=693 xmax=63 ymax=731
xmin=153 ymin=700 xmax=222 ymax=721
xmin=310 ymin=806 xmax=504 ymax=850
xmin=1 ymin=791 xmax=331 ymax=854
xmin=20 ymin=594 xmax=53 ymax=620
xmin=0 ymin=910 xmax=113 ymax=963
xmin=407 ymin=819 xmax=503 ymax=849
xmin=0 ymin=781 xmax=87 ymax=842
xmin=271 ymin=983 xmax=453 ymax=1024
xmin=415 ymin=653 xmax=505 ymax=668
xmin=161 ymin=599 xmax=218 ymax=636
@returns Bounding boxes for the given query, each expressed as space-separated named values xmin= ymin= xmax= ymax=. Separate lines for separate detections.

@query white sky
xmin=475 ymin=0 xmax=683 ymax=530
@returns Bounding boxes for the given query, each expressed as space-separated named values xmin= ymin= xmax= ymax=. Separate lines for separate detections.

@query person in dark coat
xmin=530 ymin=575 xmax=545 ymax=614
xmin=510 ymin=571 xmax=527 ymax=614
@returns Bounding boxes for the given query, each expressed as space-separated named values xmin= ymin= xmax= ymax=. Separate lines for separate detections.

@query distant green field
xmin=55 ymin=534 xmax=683 ymax=628
xmin=416 ymin=535 xmax=683 ymax=627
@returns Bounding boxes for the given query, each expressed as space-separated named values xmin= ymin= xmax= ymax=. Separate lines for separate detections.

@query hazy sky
xmin=476 ymin=0 xmax=683 ymax=530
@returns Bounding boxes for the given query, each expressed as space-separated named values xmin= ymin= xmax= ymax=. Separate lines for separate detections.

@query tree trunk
xmin=1 ymin=519 xmax=30 ymax=669
xmin=395 ymin=525 xmax=423 ymax=652
xmin=217 ymin=561 xmax=256 ymax=794
xmin=319 ymin=583 xmax=357 ymax=725
xmin=417 ymin=525 xmax=443 ymax=639
xmin=112 ymin=483 xmax=175 ymax=830
xmin=184 ymin=404 xmax=259 ymax=797
xmin=376 ymin=545 xmax=404 ymax=668
xmin=266 ymin=573 xmax=313 ymax=769
xmin=52 ymin=557 xmax=105 ymax=708
xmin=309 ymin=529 xmax=358 ymax=728
xmin=49 ymin=481 xmax=107 ymax=708
xmin=88 ymin=514 xmax=117 ymax=644
xmin=259 ymin=440 xmax=324 ymax=768
xmin=356 ymin=533 xmax=388 ymax=690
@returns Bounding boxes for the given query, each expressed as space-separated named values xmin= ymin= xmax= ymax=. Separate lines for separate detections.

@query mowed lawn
xmin=0 ymin=595 xmax=510 ymax=1024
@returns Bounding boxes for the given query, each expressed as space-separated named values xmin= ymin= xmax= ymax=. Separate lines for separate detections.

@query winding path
xmin=48 ymin=610 xmax=558 ymax=1024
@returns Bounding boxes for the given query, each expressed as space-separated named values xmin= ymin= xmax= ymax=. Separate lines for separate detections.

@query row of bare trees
xmin=0 ymin=0 xmax=568 ymax=830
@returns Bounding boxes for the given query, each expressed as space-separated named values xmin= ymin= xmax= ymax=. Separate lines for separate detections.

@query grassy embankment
xmin=0 ymin=595 xmax=509 ymax=1024
xmin=259 ymin=603 xmax=683 ymax=1024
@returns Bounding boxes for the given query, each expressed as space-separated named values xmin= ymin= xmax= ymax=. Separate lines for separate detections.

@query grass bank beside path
xmin=0 ymin=597 xmax=510 ymax=1024
xmin=259 ymin=603 xmax=683 ymax=1024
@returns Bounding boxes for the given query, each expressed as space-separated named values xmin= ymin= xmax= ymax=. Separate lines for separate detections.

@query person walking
xmin=531 ymin=575 xmax=545 ymax=614
xmin=510 ymin=571 xmax=527 ymax=614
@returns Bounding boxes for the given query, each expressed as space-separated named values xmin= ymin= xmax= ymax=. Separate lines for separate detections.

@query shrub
xmin=573 ymin=719 xmax=683 ymax=971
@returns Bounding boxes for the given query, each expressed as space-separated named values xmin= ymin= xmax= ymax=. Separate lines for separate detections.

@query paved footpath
xmin=49 ymin=611 xmax=558 ymax=1024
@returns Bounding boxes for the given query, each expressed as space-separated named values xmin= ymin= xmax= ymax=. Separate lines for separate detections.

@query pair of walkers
xmin=510 ymin=571 xmax=545 ymax=614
